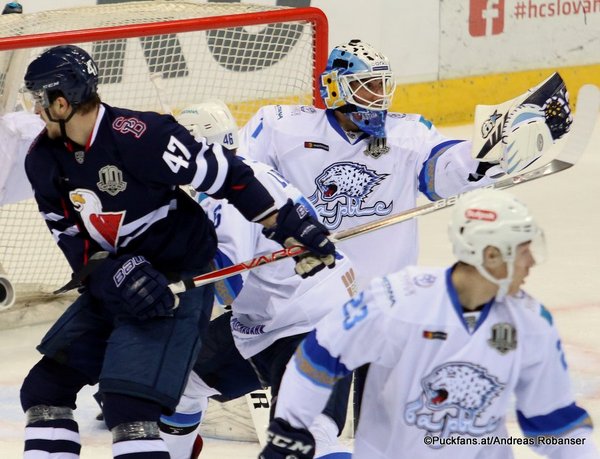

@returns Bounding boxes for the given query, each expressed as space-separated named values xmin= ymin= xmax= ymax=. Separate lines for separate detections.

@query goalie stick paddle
xmin=168 ymin=83 xmax=599 ymax=295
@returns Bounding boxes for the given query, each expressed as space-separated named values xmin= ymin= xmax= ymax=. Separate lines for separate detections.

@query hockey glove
xmin=262 ymin=199 xmax=336 ymax=277
xmin=259 ymin=418 xmax=315 ymax=459
xmin=284 ymin=237 xmax=336 ymax=278
xmin=88 ymin=254 xmax=176 ymax=320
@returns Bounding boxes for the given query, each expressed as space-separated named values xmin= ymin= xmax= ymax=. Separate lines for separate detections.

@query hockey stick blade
xmin=53 ymin=251 xmax=109 ymax=294
xmin=171 ymin=84 xmax=599 ymax=295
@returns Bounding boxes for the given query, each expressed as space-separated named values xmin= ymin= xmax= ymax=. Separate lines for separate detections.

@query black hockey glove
xmin=263 ymin=199 xmax=336 ymax=278
xmin=259 ymin=418 xmax=315 ymax=459
xmin=88 ymin=255 xmax=176 ymax=320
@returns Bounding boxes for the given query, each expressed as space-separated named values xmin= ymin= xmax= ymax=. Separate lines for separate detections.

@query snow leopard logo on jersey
xmin=404 ymin=362 xmax=504 ymax=444
xmin=308 ymin=161 xmax=392 ymax=230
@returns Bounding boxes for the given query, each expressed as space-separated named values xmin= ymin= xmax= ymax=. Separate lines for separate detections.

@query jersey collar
xmin=325 ymin=109 xmax=369 ymax=145
xmin=445 ymin=265 xmax=494 ymax=334
xmin=87 ymin=104 xmax=105 ymax=149
xmin=63 ymin=103 xmax=105 ymax=153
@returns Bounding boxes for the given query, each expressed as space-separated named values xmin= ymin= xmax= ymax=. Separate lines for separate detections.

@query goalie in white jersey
xmin=239 ymin=39 xmax=571 ymax=291
xmin=159 ymin=101 xmax=355 ymax=459
xmin=260 ymin=188 xmax=598 ymax=459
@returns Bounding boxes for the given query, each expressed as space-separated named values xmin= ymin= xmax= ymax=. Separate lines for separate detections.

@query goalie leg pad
xmin=500 ymin=104 xmax=554 ymax=174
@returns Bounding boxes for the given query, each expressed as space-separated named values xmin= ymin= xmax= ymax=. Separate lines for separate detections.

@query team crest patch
xmin=69 ymin=188 xmax=125 ymax=251
xmin=97 ymin=165 xmax=127 ymax=196
xmin=308 ymin=161 xmax=391 ymax=230
xmin=74 ymin=150 xmax=85 ymax=164
xmin=304 ymin=141 xmax=329 ymax=151
xmin=404 ymin=362 xmax=504 ymax=444
xmin=488 ymin=323 xmax=517 ymax=354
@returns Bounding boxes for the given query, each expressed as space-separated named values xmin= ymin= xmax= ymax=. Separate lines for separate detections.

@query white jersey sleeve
xmin=0 ymin=111 xmax=44 ymax=206
xmin=514 ymin=302 xmax=597 ymax=457
xmin=274 ymin=275 xmax=405 ymax=429
xmin=395 ymin=114 xmax=496 ymax=201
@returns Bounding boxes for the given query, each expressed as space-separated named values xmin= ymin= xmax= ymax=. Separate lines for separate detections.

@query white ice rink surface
xmin=1 ymin=115 xmax=599 ymax=458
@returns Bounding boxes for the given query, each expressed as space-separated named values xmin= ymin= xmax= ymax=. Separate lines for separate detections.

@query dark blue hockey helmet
xmin=2 ymin=2 xmax=22 ymax=14
xmin=23 ymin=45 xmax=98 ymax=109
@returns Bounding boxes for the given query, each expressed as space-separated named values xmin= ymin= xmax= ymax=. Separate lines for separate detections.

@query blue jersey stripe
xmin=293 ymin=331 xmax=350 ymax=389
xmin=160 ymin=410 xmax=202 ymax=428
xmin=418 ymin=139 xmax=465 ymax=201
xmin=213 ymin=250 xmax=243 ymax=304
xmin=251 ymin=120 xmax=264 ymax=138
xmin=517 ymin=403 xmax=593 ymax=437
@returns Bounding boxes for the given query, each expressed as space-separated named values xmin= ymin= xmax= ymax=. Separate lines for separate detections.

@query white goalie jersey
xmin=275 ymin=266 xmax=597 ymax=459
xmin=0 ymin=111 xmax=44 ymax=206
xmin=239 ymin=106 xmax=495 ymax=289
xmin=199 ymin=159 xmax=356 ymax=359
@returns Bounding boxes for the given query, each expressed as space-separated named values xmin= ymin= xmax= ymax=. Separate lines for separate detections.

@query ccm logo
xmin=266 ymin=432 xmax=314 ymax=455
xmin=465 ymin=208 xmax=497 ymax=221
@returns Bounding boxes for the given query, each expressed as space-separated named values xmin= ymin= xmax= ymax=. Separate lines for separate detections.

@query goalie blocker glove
xmin=87 ymin=254 xmax=177 ymax=320
xmin=263 ymin=199 xmax=336 ymax=278
xmin=259 ymin=417 xmax=316 ymax=459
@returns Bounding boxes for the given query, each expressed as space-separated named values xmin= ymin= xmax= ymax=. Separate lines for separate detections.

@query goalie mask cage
xmin=0 ymin=0 xmax=327 ymax=305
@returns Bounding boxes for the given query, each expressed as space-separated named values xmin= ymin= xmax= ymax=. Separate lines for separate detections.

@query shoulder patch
xmin=112 ymin=116 xmax=147 ymax=138
xmin=413 ymin=272 xmax=437 ymax=288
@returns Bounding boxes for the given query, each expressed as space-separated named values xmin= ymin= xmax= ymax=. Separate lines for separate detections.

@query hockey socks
xmin=24 ymin=405 xmax=81 ymax=458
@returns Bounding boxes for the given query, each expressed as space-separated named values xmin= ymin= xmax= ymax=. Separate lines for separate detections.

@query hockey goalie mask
xmin=320 ymin=39 xmax=396 ymax=137
xmin=177 ymin=100 xmax=239 ymax=150
xmin=448 ymin=188 xmax=545 ymax=297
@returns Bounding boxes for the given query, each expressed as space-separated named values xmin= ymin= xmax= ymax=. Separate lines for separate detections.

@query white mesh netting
xmin=0 ymin=0 xmax=324 ymax=301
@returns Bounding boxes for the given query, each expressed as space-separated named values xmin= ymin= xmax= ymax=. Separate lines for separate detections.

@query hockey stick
xmin=168 ymin=84 xmax=600 ymax=295
xmin=53 ymin=251 xmax=109 ymax=294
xmin=53 ymin=84 xmax=599 ymax=296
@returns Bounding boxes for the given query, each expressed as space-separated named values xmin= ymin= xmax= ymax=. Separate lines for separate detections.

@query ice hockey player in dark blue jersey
xmin=18 ymin=45 xmax=335 ymax=459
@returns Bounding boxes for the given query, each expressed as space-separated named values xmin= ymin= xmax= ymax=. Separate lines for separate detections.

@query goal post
xmin=0 ymin=0 xmax=328 ymax=303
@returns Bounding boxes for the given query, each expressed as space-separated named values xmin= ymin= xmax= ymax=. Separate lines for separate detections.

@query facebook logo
xmin=469 ymin=0 xmax=505 ymax=36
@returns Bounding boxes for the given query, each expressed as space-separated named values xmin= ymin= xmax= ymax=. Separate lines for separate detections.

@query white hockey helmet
xmin=448 ymin=188 xmax=543 ymax=295
xmin=177 ymin=100 xmax=239 ymax=150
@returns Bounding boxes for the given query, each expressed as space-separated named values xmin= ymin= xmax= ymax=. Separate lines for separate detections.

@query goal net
xmin=0 ymin=0 xmax=327 ymax=307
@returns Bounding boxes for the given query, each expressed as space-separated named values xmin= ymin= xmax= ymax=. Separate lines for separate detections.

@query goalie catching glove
xmin=259 ymin=417 xmax=316 ymax=459
xmin=87 ymin=254 xmax=177 ymax=320
xmin=263 ymin=199 xmax=336 ymax=278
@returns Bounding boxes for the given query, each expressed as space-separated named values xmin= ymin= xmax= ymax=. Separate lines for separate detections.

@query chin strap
xmin=476 ymin=261 xmax=514 ymax=300
xmin=43 ymin=105 xmax=79 ymax=142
